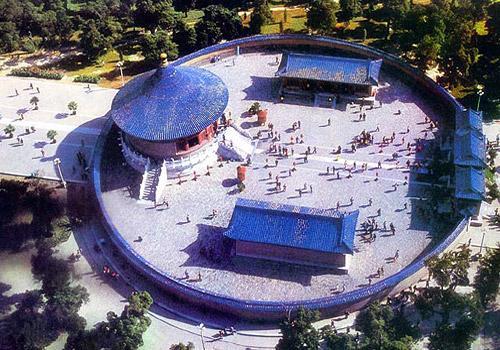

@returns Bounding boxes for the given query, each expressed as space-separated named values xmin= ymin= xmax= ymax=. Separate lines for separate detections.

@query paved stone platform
xmin=100 ymin=52 xmax=443 ymax=302
xmin=0 ymin=76 xmax=116 ymax=182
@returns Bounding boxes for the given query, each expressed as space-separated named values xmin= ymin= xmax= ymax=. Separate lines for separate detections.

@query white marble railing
xmin=138 ymin=158 xmax=151 ymax=201
xmin=155 ymin=160 xmax=169 ymax=204
xmin=120 ymin=133 xmax=219 ymax=178
xmin=120 ymin=133 xmax=148 ymax=172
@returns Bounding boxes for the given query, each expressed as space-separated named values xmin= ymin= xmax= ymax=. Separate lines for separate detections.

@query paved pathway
xmin=0 ymin=76 xmax=116 ymax=183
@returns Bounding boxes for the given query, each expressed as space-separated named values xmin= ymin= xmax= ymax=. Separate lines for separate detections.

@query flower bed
xmin=10 ymin=67 xmax=64 ymax=80
xmin=73 ymin=74 xmax=100 ymax=84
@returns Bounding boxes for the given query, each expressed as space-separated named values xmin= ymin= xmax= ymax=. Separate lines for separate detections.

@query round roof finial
xmin=160 ymin=53 xmax=168 ymax=67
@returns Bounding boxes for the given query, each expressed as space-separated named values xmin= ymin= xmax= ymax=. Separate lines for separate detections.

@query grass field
xmin=260 ymin=7 xmax=308 ymax=34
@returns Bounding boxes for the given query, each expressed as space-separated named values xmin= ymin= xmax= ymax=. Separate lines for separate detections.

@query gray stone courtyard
xmin=100 ymin=52 xmax=446 ymax=302
xmin=0 ymin=76 xmax=116 ymax=182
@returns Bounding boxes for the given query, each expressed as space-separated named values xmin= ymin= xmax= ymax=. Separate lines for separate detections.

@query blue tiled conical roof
xmin=110 ymin=65 xmax=228 ymax=141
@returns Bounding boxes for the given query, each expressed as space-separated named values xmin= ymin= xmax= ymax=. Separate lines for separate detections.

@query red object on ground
xmin=237 ymin=165 xmax=246 ymax=182
xmin=257 ymin=109 xmax=268 ymax=125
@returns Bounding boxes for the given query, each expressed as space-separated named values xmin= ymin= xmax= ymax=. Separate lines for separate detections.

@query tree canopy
xmin=306 ymin=0 xmax=339 ymax=35
xmin=474 ymin=244 xmax=500 ymax=307
xmin=65 ymin=291 xmax=153 ymax=350
xmin=276 ymin=308 xmax=321 ymax=350
xmin=195 ymin=5 xmax=244 ymax=48
xmin=142 ymin=30 xmax=179 ymax=66
xmin=249 ymin=0 xmax=273 ymax=34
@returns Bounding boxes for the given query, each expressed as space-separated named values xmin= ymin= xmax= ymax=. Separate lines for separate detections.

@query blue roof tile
xmin=456 ymin=109 xmax=483 ymax=132
xmin=454 ymin=129 xmax=486 ymax=168
xmin=276 ymin=52 xmax=382 ymax=86
xmin=455 ymin=166 xmax=485 ymax=201
xmin=224 ymin=198 xmax=358 ymax=254
xmin=110 ymin=65 xmax=228 ymax=141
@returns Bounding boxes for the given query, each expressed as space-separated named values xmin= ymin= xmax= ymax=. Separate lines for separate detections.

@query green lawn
xmin=261 ymin=7 xmax=308 ymax=34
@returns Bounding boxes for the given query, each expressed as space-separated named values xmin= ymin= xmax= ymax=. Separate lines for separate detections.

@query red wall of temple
xmin=234 ymin=240 xmax=347 ymax=268
xmin=127 ymin=122 xmax=217 ymax=159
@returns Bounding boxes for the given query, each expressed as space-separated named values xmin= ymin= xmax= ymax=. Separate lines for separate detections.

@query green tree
xmin=30 ymin=96 xmax=39 ymax=109
xmin=380 ymin=0 xmax=410 ymax=39
xmin=45 ymin=285 xmax=89 ymax=332
xmin=195 ymin=5 xmax=243 ymax=48
xmin=26 ymin=184 xmax=63 ymax=238
xmin=474 ymin=244 xmax=500 ymax=307
xmin=79 ymin=19 xmax=110 ymax=62
xmin=3 ymin=123 xmax=15 ymax=138
xmin=172 ymin=19 xmax=197 ymax=56
xmin=355 ymin=302 xmax=419 ymax=349
xmin=134 ymin=0 xmax=179 ymax=32
xmin=306 ymin=0 xmax=339 ymax=35
xmin=428 ymin=292 xmax=484 ymax=350
xmin=65 ymin=291 xmax=153 ymax=350
xmin=142 ymin=30 xmax=179 ymax=66
xmin=170 ymin=343 xmax=195 ymax=350
xmin=173 ymin=0 xmax=196 ymax=16
xmin=437 ymin=19 xmax=478 ymax=88
xmin=0 ymin=179 xmax=28 ymax=227
xmin=425 ymin=246 xmax=471 ymax=290
xmin=249 ymin=0 xmax=273 ymax=34
xmin=276 ymin=308 xmax=321 ymax=350
xmin=0 ymin=21 xmax=21 ymax=53
xmin=322 ymin=325 xmax=357 ymax=350
xmin=339 ymin=0 xmax=362 ymax=22
xmin=68 ymin=101 xmax=78 ymax=115
xmin=472 ymin=2 xmax=500 ymax=114
xmin=32 ymin=252 xmax=71 ymax=295
xmin=64 ymin=329 xmax=101 ymax=350
xmin=7 ymin=291 xmax=58 ymax=350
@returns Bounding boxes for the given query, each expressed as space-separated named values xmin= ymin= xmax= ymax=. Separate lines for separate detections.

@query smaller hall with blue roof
xmin=276 ymin=52 xmax=382 ymax=106
xmin=224 ymin=198 xmax=359 ymax=271
xmin=453 ymin=108 xmax=486 ymax=213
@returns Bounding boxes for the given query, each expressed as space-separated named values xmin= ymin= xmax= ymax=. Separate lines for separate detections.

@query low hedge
xmin=73 ymin=74 xmax=100 ymax=84
xmin=10 ymin=67 xmax=63 ymax=80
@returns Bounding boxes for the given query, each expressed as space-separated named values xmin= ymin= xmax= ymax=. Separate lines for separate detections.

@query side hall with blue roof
xmin=454 ymin=128 xmax=486 ymax=169
xmin=456 ymin=109 xmax=483 ymax=133
xmin=455 ymin=166 xmax=485 ymax=201
xmin=276 ymin=51 xmax=382 ymax=86
xmin=224 ymin=198 xmax=359 ymax=270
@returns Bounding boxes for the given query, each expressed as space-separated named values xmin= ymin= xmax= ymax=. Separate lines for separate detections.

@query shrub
xmin=68 ymin=101 xmax=78 ymax=115
xmin=248 ymin=102 xmax=261 ymax=115
xmin=73 ymin=75 xmax=100 ymax=84
xmin=10 ymin=67 xmax=63 ymax=80
xmin=47 ymin=130 xmax=57 ymax=143
xmin=21 ymin=37 xmax=38 ymax=54
xmin=3 ymin=124 xmax=15 ymax=137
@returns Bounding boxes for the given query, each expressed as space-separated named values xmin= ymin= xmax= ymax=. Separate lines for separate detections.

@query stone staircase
xmin=138 ymin=160 xmax=162 ymax=203
xmin=218 ymin=125 xmax=258 ymax=162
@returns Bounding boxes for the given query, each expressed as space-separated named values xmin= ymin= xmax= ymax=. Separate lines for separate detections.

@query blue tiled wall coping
xmin=92 ymin=35 xmax=468 ymax=320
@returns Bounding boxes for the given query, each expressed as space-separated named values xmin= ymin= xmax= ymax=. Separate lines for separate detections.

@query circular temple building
xmin=110 ymin=62 xmax=228 ymax=175
xmin=93 ymin=35 xmax=485 ymax=321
